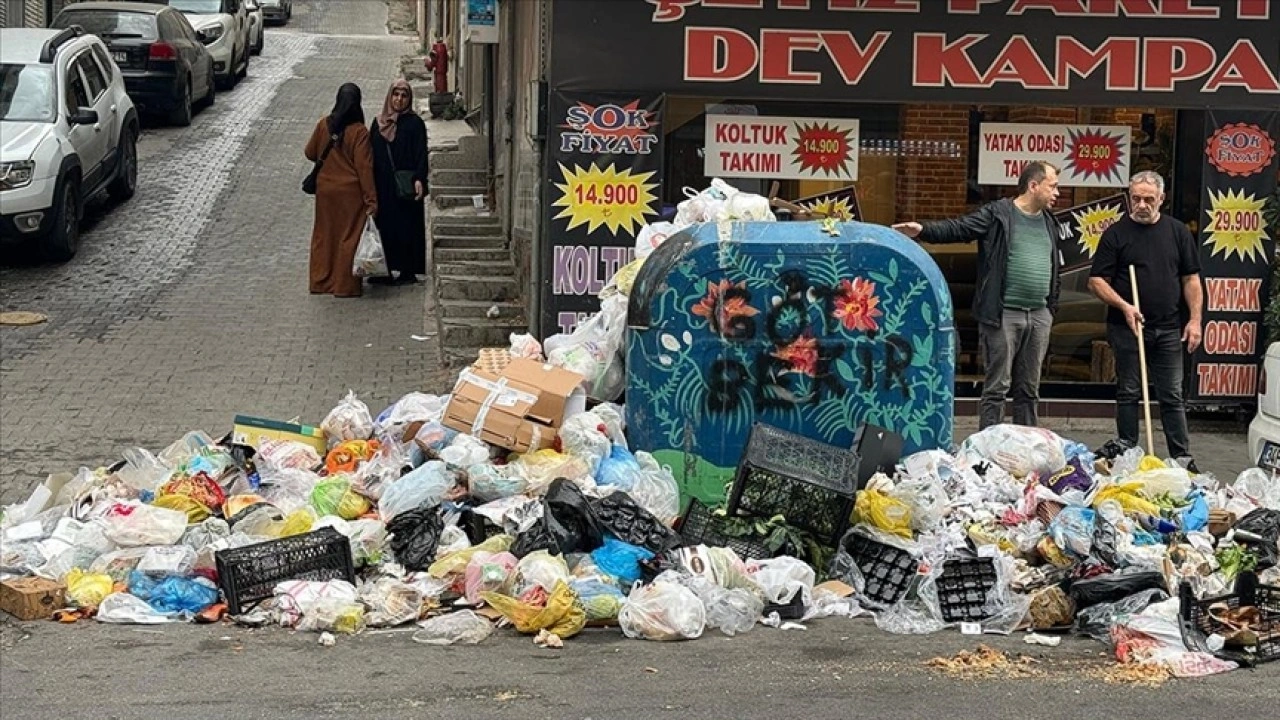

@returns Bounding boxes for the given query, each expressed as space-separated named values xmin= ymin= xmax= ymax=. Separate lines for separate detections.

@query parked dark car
xmin=259 ymin=0 xmax=291 ymax=25
xmin=51 ymin=1 xmax=215 ymax=126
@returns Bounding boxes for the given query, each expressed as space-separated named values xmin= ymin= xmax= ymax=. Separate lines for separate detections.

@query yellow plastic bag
xmin=1092 ymin=482 xmax=1161 ymax=517
xmin=279 ymin=508 xmax=316 ymax=537
xmin=429 ymin=534 xmax=514 ymax=579
xmin=153 ymin=493 xmax=210 ymax=523
xmin=66 ymin=568 xmax=114 ymax=608
xmin=852 ymin=489 xmax=913 ymax=539
xmin=1137 ymin=455 xmax=1166 ymax=473
xmin=482 ymin=580 xmax=586 ymax=638
xmin=311 ymin=478 xmax=371 ymax=520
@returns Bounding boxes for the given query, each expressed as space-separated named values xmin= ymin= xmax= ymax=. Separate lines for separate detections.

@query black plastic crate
xmin=726 ymin=423 xmax=859 ymax=547
xmin=1179 ymin=574 xmax=1280 ymax=666
xmin=215 ymin=527 xmax=355 ymax=614
xmin=937 ymin=556 xmax=999 ymax=623
xmin=836 ymin=529 xmax=918 ymax=608
xmin=675 ymin=500 xmax=773 ymax=561
xmin=764 ymin=591 xmax=807 ymax=620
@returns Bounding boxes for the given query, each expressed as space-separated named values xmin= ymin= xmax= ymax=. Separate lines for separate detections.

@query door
xmin=225 ymin=0 xmax=246 ymax=64
xmin=67 ymin=52 xmax=114 ymax=190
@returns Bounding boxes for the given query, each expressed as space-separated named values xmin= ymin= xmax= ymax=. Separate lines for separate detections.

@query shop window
xmin=661 ymin=98 xmax=900 ymax=223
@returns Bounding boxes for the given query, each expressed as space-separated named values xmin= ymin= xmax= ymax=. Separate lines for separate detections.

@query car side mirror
xmin=69 ymin=107 xmax=98 ymax=125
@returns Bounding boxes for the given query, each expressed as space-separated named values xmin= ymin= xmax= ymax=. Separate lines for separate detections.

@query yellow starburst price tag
xmin=1204 ymin=188 xmax=1268 ymax=263
xmin=1072 ymin=202 xmax=1123 ymax=259
xmin=552 ymin=163 xmax=658 ymax=236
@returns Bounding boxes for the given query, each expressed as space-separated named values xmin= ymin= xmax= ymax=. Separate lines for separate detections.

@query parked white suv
xmin=1248 ymin=341 xmax=1280 ymax=471
xmin=1 ymin=27 xmax=139 ymax=261
xmin=169 ymin=0 xmax=250 ymax=88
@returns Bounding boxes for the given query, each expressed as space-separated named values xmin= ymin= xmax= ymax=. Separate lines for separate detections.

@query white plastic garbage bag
xmin=960 ymin=424 xmax=1067 ymax=478
xmin=751 ymin=556 xmax=816 ymax=607
xmin=96 ymin=592 xmax=175 ymax=624
xmin=321 ymin=391 xmax=374 ymax=448
xmin=352 ymin=217 xmax=388 ymax=277
xmin=378 ymin=461 xmax=455 ymax=521
xmin=628 ymin=452 xmax=680 ymax=523
xmin=619 ymin=575 xmax=706 ymax=641
xmin=544 ymin=295 xmax=628 ymax=402
xmin=101 ymin=502 xmax=187 ymax=548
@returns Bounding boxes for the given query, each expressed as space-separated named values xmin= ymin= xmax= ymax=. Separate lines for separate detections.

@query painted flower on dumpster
xmin=773 ymin=333 xmax=819 ymax=376
xmin=692 ymin=279 xmax=758 ymax=337
xmin=834 ymin=277 xmax=882 ymax=333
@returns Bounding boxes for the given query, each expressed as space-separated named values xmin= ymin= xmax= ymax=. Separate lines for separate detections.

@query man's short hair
xmin=1017 ymin=161 xmax=1059 ymax=194
xmin=1129 ymin=171 xmax=1165 ymax=193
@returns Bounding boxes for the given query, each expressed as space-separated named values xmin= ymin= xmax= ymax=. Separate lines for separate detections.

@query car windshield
xmin=169 ymin=0 xmax=223 ymax=14
xmin=52 ymin=11 xmax=158 ymax=41
xmin=0 ymin=64 xmax=56 ymax=123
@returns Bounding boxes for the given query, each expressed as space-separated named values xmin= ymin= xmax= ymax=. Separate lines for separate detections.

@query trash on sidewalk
xmin=1 ymin=178 xmax=1277 ymax=680
xmin=0 ymin=576 xmax=66 ymax=620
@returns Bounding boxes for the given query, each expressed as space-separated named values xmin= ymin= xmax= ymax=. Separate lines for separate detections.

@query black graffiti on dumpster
xmin=703 ymin=269 xmax=912 ymax=414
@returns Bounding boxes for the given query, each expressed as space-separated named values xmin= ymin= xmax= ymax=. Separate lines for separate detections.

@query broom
xmin=1128 ymin=265 xmax=1156 ymax=456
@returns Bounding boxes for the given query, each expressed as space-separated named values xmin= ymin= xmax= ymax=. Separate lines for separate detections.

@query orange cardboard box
xmin=443 ymin=358 xmax=585 ymax=453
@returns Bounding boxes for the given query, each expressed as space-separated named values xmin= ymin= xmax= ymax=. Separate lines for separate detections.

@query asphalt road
xmin=0 ymin=3 xmax=1271 ymax=719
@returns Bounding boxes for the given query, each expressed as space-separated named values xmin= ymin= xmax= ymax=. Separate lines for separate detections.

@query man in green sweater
xmin=894 ymin=161 xmax=1062 ymax=429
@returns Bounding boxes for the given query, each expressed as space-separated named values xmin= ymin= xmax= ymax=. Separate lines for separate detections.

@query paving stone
xmin=0 ymin=7 xmax=452 ymax=503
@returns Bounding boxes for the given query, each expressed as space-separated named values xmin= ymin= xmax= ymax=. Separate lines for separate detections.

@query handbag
xmin=384 ymin=144 xmax=417 ymax=201
xmin=302 ymin=133 xmax=338 ymax=195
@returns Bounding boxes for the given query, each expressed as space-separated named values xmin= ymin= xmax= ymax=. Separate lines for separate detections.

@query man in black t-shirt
xmin=1088 ymin=171 xmax=1203 ymax=465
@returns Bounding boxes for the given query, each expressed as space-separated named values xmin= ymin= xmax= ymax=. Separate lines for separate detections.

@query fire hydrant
xmin=424 ymin=39 xmax=449 ymax=95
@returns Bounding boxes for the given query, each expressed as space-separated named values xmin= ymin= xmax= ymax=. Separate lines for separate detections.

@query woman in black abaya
xmin=369 ymin=79 xmax=428 ymax=284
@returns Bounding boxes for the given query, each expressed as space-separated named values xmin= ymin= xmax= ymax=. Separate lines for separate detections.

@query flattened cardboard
xmin=443 ymin=358 xmax=585 ymax=453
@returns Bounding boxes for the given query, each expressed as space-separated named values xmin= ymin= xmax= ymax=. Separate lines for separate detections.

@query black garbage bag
xmin=1074 ymin=587 xmax=1168 ymax=642
xmin=511 ymin=479 xmax=604 ymax=557
xmin=386 ymin=503 xmax=444 ymax=571
xmin=589 ymin=491 xmax=682 ymax=555
xmin=1234 ymin=508 xmax=1280 ymax=569
xmin=1090 ymin=517 xmax=1124 ymax=570
xmin=1068 ymin=569 xmax=1165 ymax=610
xmin=1093 ymin=438 xmax=1137 ymax=461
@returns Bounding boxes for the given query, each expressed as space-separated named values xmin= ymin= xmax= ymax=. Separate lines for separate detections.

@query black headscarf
xmin=327 ymin=83 xmax=365 ymax=138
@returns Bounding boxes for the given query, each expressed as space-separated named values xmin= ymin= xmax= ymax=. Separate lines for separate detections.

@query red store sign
xmin=550 ymin=0 xmax=1279 ymax=109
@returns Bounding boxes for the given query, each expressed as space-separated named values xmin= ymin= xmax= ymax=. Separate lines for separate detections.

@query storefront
xmin=539 ymin=0 xmax=1280 ymax=413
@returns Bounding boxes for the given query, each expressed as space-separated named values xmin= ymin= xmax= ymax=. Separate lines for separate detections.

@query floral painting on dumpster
xmin=626 ymin=222 xmax=956 ymax=506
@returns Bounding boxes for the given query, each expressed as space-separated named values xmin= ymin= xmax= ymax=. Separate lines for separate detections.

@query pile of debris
xmin=0 ymin=179 xmax=1276 ymax=681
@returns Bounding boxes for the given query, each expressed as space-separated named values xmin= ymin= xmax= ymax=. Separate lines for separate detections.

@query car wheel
xmin=170 ymin=79 xmax=193 ymax=126
xmin=107 ymin=126 xmax=138 ymax=202
xmin=237 ymin=44 xmax=249 ymax=79
xmin=44 ymin=174 xmax=81 ymax=262
xmin=252 ymin=30 xmax=263 ymax=55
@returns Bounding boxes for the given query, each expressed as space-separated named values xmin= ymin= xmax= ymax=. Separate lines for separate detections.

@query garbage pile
xmin=0 ymin=179 xmax=1277 ymax=681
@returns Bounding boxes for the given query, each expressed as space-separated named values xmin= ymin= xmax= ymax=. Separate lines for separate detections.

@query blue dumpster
xmin=625 ymin=221 xmax=956 ymax=508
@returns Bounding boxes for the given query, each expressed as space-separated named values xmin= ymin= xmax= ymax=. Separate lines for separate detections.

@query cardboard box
xmin=0 ymin=577 xmax=67 ymax=621
xmin=442 ymin=358 xmax=585 ymax=453
xmin=231 ymin=415 xmax=327 ymax=455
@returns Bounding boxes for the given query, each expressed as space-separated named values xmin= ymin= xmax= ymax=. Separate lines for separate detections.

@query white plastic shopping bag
xmin=353 ymin=218 xmax=388 ymax=277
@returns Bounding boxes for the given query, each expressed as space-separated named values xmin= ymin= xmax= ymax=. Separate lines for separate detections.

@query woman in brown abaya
xmin=305 ymin=83 xmax=377 ymax=297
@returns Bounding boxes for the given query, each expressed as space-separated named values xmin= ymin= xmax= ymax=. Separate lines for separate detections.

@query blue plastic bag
xmin=1048 ymin=507 xmax=1097 ymax=558
xmin=596 ymin=445 xmax=642 ymax=492
xmin=1181 ymin=493 xmax=1209 ymax=533
xmin=591 ymin=536 xmax=654 ymax=584
xmin=127 ymin=571 xmax=219 ymax=615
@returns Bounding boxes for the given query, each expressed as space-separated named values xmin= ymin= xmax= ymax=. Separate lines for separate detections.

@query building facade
xmin=438 ymin=0 xmax=1280 ymax=415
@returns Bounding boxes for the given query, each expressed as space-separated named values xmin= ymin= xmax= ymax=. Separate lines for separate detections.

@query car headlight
xmin=198 ymin=25 xmax=225 ymax=42
xmin=0 ymin=161 xmax=36 ymax=191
